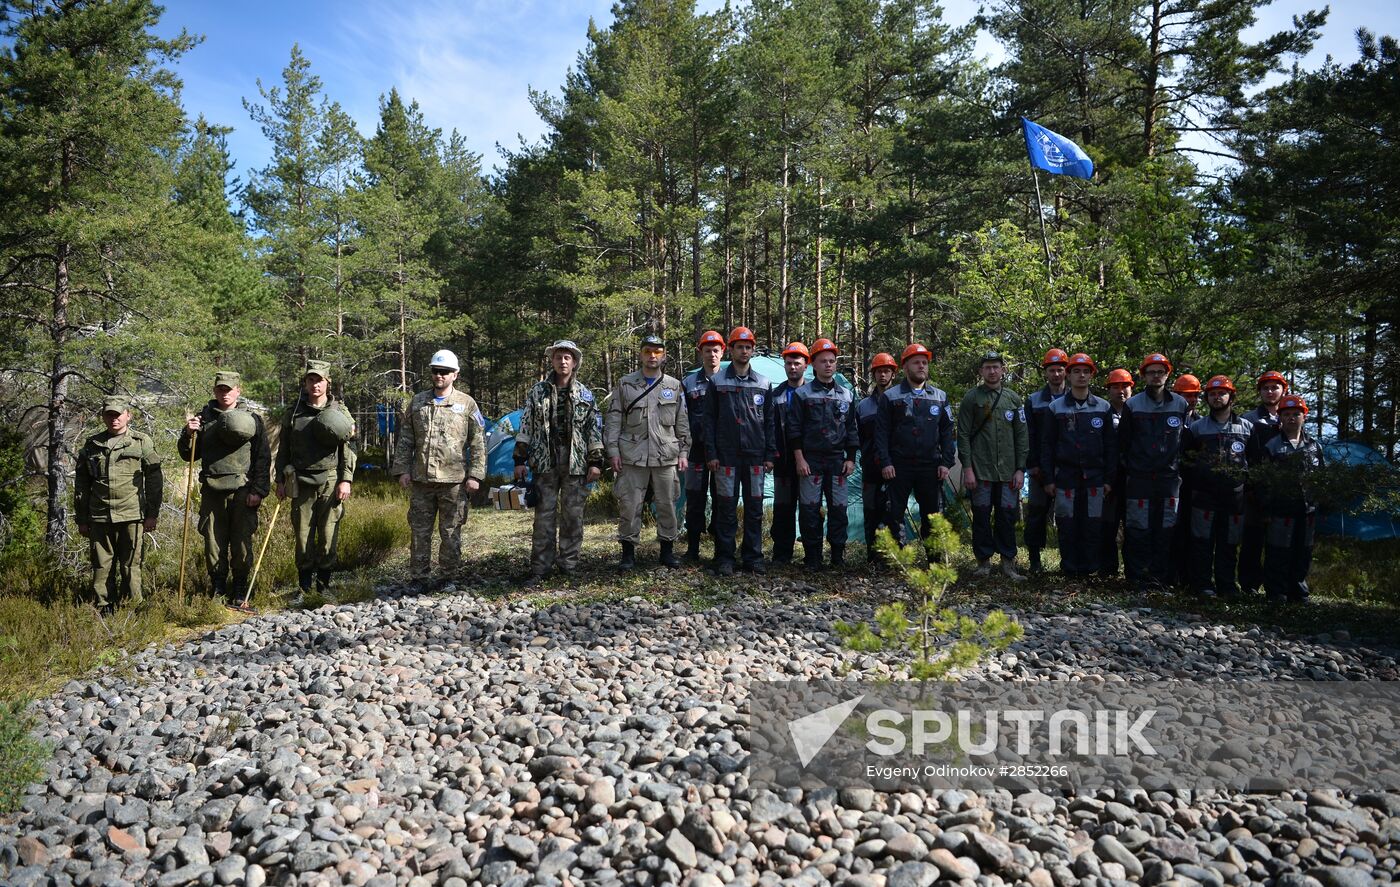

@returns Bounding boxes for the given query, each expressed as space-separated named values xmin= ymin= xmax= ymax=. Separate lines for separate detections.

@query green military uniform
xmin=73 ymin=396 xmax=163 ymax=610
xmin=515 ymin=341 xmax=605 ymax=579
xmin=178 ymin=371 xmax=271 ymax=600
xmin=956 ymin=372 xmax=1030 ymax=568
xmin=391 ymin=386 xmax=487 ymax=580
xmin=605 ymin=366 xmax=690 ymax=551
xmin=275 ymin=361 xmax=357 ymax=591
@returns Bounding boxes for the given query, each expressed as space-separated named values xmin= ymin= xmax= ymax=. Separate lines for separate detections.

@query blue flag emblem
xmin=1022 ymin=118 xmax=1094 ymax=179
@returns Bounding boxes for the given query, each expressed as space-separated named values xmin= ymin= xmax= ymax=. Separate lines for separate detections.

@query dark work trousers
xmin=970 ymin=480 xmax=1019 ymax=561
xmin=1190 ymin=491 xmax=1246 ymax=595
xmin=798 ymin=458 xmax=851 ymax=553
xmin=770 ymin=471 xmax=799 ymax=563
xmin=684 ymin=453 xmax=717 ymax=542
xmin=1053 ymin=474 xmax=1107 ymax=575
xmin=1238 ymin=502 xmax=1266 ymax=593
xmin=1168 ymin=476 xmax=1194 ymax=588
xmin=713 ymin=459 xmax=767 ymax=568
xmin=863 ymin=476 xmax=892 ymax=551
xmin=1099 ymin=470 xmax=1127 ymax=576
xmin=886 ymin=465 xmax=943 ymax=544
xmin=1264 ymin=509 xmax=1315 ymax=601
xmin=1122 ymin=472 xmax=1182 ymax=588
xmin=1024 ymin=471 xmax=1052 ymax=555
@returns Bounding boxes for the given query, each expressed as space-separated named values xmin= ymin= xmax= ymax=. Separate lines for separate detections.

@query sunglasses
xmin=430 ymin=367 xmax=454 ymax=375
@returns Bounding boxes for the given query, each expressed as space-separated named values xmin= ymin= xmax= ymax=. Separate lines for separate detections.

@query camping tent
xmin=485 ymin=409 xmax=523 ymax=479
xmin=1318 ymin=439 xmax=1400 ymax=541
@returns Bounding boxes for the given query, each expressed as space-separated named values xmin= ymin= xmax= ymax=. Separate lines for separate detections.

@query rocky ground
xmin=2 ymin=576 xmax=1398 ymax=887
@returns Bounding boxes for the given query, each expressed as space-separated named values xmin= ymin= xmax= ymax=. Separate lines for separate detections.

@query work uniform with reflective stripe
xmin=1117 ymin=389 xmax=1191 ymax=587
xmin=1238 ymin=406 xmax=1281 ymax=594
xmin=874 ymin=380 xmax=956 ymax=543
xmin=1041 ymin=394 xmax=1119 ymax=575
xmin=1100 ymin=405 xmax=1129 ymax=576
xmin=1182 ymin=412 xmax=1254 ymax=595
xmin=681 ymin=368 xmax=717 ymax=547
xmin=1256 ymin=433 xmax=1324 ymax=602
xmin=1023 ymin=385 xmax=1066 ymax=557
xmin=857 ymin=391 xmax=894 ymax=553
xmin=703 ymin=364 xmax=776 ymax=569
xmin=788 ymin=378 xmax=858 ymax=559
xmin=769 ymin=379 xmax=804 ymax=563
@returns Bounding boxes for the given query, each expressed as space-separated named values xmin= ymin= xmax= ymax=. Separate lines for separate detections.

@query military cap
xmin=101 ymin=395 xmax=130 ymax=415
xmin=303 ymin=359 xmax=332 ymax=381
xmin=213 ymin=370 xmax=241 ymax=389
xmin=640 ymin=335 xmax=665 ymax=350
xmin=979 ymin=350 xmax=1004 ymax=366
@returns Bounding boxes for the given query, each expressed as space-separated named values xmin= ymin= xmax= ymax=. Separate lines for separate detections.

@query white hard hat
xmin=429 ymin=349 xmax=460 ymax=371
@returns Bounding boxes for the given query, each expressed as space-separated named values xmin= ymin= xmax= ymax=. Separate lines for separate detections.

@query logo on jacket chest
xmin=661 ymin=388 xmax=675 ymax=400
xmin=753 ymin=394 xmax=765 ymax=406
xmin=1167 ymin=416 xmax=1181 ymax=427
xmin=1090 ymin=416 xmax=1103 ymax=429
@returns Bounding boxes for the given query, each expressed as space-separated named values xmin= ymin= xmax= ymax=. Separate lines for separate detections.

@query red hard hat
xmin=1106 ymin=368 xmax=1134 ymax=386
xmin=697 ymin=330 xmax=725 ymax=348
xmin=870 ymin=352 xmax=898 ymax=371
xmin=1172 ymin=374 xmax=1202 ymax=394
xmin=728 ymin=326 xmax=756 ymax=345
xmin=1042 ymin=348 xmax=1069 ymax=367
xmin=809 ymin=338 xmax=839 ymax=358
xmin=1205 ymin=374 xmax=1236 ymax=394
xmin=1067 ymin=352 xmax=1097 ymax=374
xmin=781 ymin=341 xmax=810 ymax=360
xmin=900 ymin=343 xmax=932 ymax=364
xmin=1140 ymin=352 xmax=1173 ymax=374
xmin=1278 ymin=394 xmax=1308 ymax=414
xmin=1257 ymin=370 xmax=1289 ymax=392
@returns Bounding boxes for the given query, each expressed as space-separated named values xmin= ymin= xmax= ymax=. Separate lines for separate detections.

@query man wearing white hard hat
xmin=391 ymin=349 xmax=486 ymax=590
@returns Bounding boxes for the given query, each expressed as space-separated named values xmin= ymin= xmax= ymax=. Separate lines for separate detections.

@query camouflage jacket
xmin=391 ymin=387 xmax=487 ymax=484
xmin=514 ymin=375 xmax=604 ymax=476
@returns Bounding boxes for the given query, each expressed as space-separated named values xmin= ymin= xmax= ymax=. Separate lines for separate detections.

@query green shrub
xmin=0 ymin=699 xmax=49 ymax=815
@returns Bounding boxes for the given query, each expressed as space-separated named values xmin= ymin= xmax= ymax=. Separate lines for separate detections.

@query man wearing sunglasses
xmin=391 ymin=349 xmax=486 ymax=591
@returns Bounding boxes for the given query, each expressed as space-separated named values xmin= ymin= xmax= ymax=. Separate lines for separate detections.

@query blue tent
xmin=486 ymin=409 xmax=523 ymax=479
xmin=1318 ymin=439 xmax=1400 ymax=541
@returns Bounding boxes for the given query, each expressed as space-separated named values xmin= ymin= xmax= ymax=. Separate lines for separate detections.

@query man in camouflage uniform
xmin=605 ymin=335 xmax=691 ymax=570
xmin=74 ymin=395 xmax=163 ymax=614
xmin=514 ymin=339 xmax=604 ymax=586
xmin=392 ymin=349 xmax=486 ymax=589
xmin=179 ymin=371 xmax=271 ymax=603
xmin=275 ymin=360 xmax=357 ymax=593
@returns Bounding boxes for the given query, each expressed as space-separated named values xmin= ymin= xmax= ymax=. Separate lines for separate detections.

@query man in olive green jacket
xmin=605 ymin=335 xmax=691 ymax=570
xmin=392 ymin=349 xmax=487 ymax=588
xmin=74 ymin=395 xmax=163 ymax=613
xmin=179 ymin=370 xmax=271 ymax=603
xmin=275 ymin=360 xmax=356 ymax=593
xmin=956 ymin=352 xmax=1028 ymax=580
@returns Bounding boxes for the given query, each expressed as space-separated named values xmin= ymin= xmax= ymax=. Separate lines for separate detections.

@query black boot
xmin=298 ymin=568 xmax=313 ymax=593
xmin=659 ymin=540 xmax=680 ymax=569
xmin=685 ymin=533 xmax=701 ymax=564
xmin=618 ymin=541 xmax=636 ymax=571
xmin=316 ymin=569 xmax=332 ymax=593
xmin=210 ymin=574 xmax=229 ymax=601
xmin=830 ymin=545 xmax=845 ymax=569
xmin=229 ymin=577 xmax=249 ymax=608
xmin=803 ymin=545 xmax=824 ymax=571
xmin=1028 ymin=549 xmax=1043 ymax=574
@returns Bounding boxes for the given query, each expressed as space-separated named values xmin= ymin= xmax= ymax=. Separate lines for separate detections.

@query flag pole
xmin=1030 ymin=165 xmax=1053 ymax=282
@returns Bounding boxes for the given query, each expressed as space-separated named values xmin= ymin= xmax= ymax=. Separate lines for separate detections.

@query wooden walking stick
xmin=177 ymin=421 xmax=198 ymax=601
xmin=241 ymin=497 xmax=283 ymax=611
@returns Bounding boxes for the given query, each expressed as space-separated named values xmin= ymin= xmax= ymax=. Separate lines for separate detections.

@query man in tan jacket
xmin=605 ymin=335 xmax=691 ymax=570
xmin=391 ymin=349 xmax=486 ymax=589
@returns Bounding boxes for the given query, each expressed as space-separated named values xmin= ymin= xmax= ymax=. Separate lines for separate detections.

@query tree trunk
xmin=814 ymin=174 xmax=823 ymax=335
xmin=45 ymin=140 xmax=78 ymax=550
xmin=1143 ymin=0 xmax=1162 ymax=159
xmin=779 ymin=143 xmax=790 ymax=346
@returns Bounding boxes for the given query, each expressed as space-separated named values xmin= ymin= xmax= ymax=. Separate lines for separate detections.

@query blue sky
xmin=158 ymin=0 xmax=1397 ymax=186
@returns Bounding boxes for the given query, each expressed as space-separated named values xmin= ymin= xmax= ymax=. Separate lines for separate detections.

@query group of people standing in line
xmin=72 ymin=330 xmax=1325 ymax=613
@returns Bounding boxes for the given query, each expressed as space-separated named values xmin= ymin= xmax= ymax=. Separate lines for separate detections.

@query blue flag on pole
xmin=1021 ymin=117 xmax=1094 ymax=179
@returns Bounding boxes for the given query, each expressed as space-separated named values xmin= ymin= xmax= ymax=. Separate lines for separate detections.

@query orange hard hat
xmin=781 ymin=341 xmax=810 ymax=360
xmin=1140 ymin=352 xmax=1173 ymax=374
xmin=728 ymin=326 xmax=756 ymax=345
xmin=1067 ymin=352 xmax=1097 ymax=374
xmin=1106 ymin=368 xmax=1134 ymax=387
xmin=1042 ymin=348 xmax=1069 ymax=367
xmin=809 ymin=338 xmax=839 ymax=358
xmin=870 ymin=352 xmax=898 ymax=371
xmin=1278 ymin=394 xmax=1308 ymax=414
xmin=1172 ymin=374 xmax=1201 ymax=394
xmin=697 ymin=330 xmax=725 ymax=348
xmin=1204 ymin=374 xmax=1236 ymax=395
xmin=900 ymin=343 xmax=932 ymax=364
xmin=1257 ymin=370 xmax=1289 ymax=391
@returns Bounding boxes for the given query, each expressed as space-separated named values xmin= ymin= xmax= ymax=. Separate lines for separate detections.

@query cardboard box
xmin=510 ymin=487 xmax=526 ymax=510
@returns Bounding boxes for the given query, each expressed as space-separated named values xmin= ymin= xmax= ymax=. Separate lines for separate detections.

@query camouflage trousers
xmin=615 ymin=464 xmax=679 ymax=543
xmin=87 ymin=520 xmax=145 ymax=609
xmin=292 ymin=479 xmax=344 ymax=572
xmin=530 ymin=467 xmax=588 ymax=576
xmin=199 ymin=486 xmax=259 ymax=582
xmin=408 ymin=481 xmax=470 ymax=578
